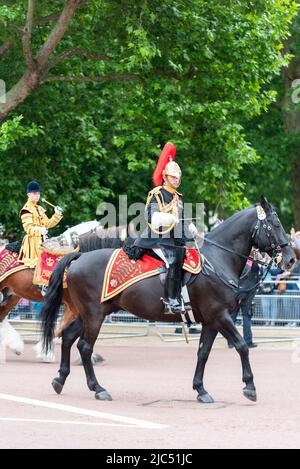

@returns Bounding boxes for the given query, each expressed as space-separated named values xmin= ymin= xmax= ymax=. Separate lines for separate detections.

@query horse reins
xmin=196 ymin=207 xmax=289 ymax=268
xmin=190 ymin=206 xmax=290 ymax=292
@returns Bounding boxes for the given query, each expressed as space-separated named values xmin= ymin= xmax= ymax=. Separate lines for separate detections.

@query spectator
xmin=228 ymin=253 xmax=260 ymax=348
xmin=31 ymin=301 xmax=43 ymax=319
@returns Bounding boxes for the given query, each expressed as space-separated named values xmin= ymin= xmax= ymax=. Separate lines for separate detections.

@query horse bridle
xmin=251 ymin=206 xmax=289 ymax=259
xmin=202 ymin=205 xmax=289 ymax=267
xmin=199 ymin=205 xmax=289 ymax=291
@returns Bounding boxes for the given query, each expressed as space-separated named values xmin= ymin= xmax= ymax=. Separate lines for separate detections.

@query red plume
xmin=152 ymin=142 xmax=176 ymax=186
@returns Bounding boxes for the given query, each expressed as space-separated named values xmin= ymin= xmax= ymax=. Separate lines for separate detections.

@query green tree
xmin=0 ymin=1 xmax=298 ymax=236
xmin=242 ymin=11 xmax=300 ymax=230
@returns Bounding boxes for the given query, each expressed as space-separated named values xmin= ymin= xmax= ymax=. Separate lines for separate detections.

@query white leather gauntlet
xmin=40 ymin=227 xmax=48 ymax=237
xmin=55 ymin=206 xmax=63 ymax=216
xmin=151 ymin=212 xmax=179 ymax=229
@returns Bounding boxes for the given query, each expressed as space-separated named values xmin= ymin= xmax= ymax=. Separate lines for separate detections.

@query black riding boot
xmin=161 ymin=245 xmax=185 ymax=315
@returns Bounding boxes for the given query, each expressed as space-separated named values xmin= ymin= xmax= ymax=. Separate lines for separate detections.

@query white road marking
xmin=0 ymin=417 xmax=137 ymax=427
xmin=0 ymin=393 xmax=167 ymax=429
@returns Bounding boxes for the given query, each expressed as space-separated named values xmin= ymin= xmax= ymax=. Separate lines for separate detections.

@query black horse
xmin=41 ymin=197 xmax=295 ymax=403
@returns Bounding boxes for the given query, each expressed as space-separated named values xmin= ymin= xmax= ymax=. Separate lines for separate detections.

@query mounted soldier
xmin=133 ymin=142 xmax=198 ymax=314
xmin=18 ymin=181 xmax=63 ymax=269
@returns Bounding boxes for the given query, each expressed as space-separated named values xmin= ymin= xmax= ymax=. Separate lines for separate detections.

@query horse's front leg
xmin=217 ymin=310 xmax=257 ymax=402
xmin=193 ymin=324 xmax=218 ymax=403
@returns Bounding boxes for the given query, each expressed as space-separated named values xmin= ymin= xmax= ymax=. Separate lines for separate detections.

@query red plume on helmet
xmin=152 ymin=142 xmax=177 ymax=186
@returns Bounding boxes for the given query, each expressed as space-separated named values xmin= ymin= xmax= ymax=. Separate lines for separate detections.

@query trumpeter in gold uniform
xmin=19 ymin=181 xmax=63 ymax=268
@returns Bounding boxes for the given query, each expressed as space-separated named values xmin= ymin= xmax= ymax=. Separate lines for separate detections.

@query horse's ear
xmin=260 ymin=195 xmax=271 ymax=213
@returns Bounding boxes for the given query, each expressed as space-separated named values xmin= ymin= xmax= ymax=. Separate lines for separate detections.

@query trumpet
xmin=41 ymin=198 xmax=56 ymax=209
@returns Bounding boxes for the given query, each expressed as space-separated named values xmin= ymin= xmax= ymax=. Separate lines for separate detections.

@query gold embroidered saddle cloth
xmin=101 ymin=247 xmax=203 ymax=303
xmin=33 ymin=240 xmax=79 ymax=287
xmin=0 ymin=249 xmax=28 ymax=283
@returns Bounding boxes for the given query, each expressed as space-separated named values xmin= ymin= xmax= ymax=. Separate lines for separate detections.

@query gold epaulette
xmin=145 ymin=186 xmax=163 ymax=209
xmin=19 ymin=203 xmax=32 ymax=217
xmin=19 ymin=202 xmax=45 ymax=217
xmin=147 ymin=186 xmax=163 ymax=197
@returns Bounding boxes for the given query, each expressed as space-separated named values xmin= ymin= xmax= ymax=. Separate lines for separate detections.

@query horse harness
xmin=200 ymin=205 xmax=289 ymax=292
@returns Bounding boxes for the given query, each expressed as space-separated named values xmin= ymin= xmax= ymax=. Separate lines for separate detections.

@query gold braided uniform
xmin=18 ymin=199 xmax=63 ymax=268
xmin=134 ymin=184 xmax=186 ymax=249
xmin=146 ymin=185 xmax=181 ymax=236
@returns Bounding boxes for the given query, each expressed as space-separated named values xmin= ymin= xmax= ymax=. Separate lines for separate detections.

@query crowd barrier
xmin=6 ymin=278 xmax=300 ymax=343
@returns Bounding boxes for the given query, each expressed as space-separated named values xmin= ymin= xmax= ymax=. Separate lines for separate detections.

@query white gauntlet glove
xmin=40 ymin=227 xmax=48 ymax=237
xmin=151 ymin=212 xmax=179 ymax=229
xmin=55 ymin=206 xmax=63 ymax=216
xmin=188 ymin=222 xmax=198 ymax=237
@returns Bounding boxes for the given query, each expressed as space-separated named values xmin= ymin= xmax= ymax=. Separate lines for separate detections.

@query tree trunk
xmin=291 ymin=156 xmax=300 ymax=228
xmin=0 ymin=69 xmax=41 ymax=123
xmin=282 ymin=56 xmax=300 ymax=228
xmin=0 ymin=0 xmax=85 ymax=123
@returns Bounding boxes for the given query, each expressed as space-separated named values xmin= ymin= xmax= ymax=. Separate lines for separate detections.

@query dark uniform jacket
xmin=134 ymin=185 xmax=192 ymax=249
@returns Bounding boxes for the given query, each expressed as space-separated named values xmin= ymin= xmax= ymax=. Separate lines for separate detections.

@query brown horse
xmin=0 ymin=226 xmax=128 ymax=345
xmin=41 ymin=197 xmax=296 ymax=403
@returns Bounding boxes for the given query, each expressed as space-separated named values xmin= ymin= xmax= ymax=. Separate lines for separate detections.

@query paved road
xmin=0 ymin=343 xmax=300 ymax=448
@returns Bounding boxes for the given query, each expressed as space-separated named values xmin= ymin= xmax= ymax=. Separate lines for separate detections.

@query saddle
xmin=0 ymin=248 xmax=28 ymax=283
xmin=33 ymin=242 xmax=78 ymax=287
xmin=41 ymin=237 xmax=77 ymax=254
xmin=100 ymin=247 xmax=202 ymax=303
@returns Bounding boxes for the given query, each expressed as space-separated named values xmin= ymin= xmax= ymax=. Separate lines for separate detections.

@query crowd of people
xmin=255 ymin=228 xmax=300 ymax=327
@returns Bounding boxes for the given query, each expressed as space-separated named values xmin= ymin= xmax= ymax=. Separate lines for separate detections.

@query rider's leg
xmin=161 ymin=244 xmax=185 ymax=314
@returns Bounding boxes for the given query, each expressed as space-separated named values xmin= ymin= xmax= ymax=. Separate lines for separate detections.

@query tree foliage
xmin=0 ymin=0 xmax=298 ymax=236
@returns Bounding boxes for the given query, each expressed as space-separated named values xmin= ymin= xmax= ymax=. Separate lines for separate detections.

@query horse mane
xmin=206 ymin=205 xmax=255 ymax=238
xmin=78 ymin=226 xmax=126 ymax=252
xmin=4 ymin=226 xmax=128 ymax=255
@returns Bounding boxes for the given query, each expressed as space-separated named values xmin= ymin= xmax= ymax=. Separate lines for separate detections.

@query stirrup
xmin=160 ymin=297 xmax=183 ymax=315
xmin=183 ymin=302 xmax=192 ymax=312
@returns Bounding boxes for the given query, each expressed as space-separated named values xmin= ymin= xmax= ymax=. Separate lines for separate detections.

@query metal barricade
xmin=252 ymin=293 xmax=300 ymax=327
xmin=5 ymin=276 xmax=300 ymax=344
xmin=99 ymin=311 xmax=149 ymax=339
xmin=7 ymin=304 xmax=149 ymax=342
xmin=251 ymin=278 xmax=300 ymax=327
xmin=154 ymin=322 xmax=203 ymax=342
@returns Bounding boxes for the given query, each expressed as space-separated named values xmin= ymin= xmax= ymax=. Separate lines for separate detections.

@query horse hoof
xmin=243 ymin=387 xmax=257 ymax=402
xmin=197 ymin=393 xmax=214 ymax=404
xmin=52 ymin=379 xmax=63 ymax=395
xmin=95 ymin=390 xmax=112 ymax=401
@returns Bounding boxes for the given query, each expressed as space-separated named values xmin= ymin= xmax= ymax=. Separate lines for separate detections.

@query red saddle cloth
xmin=0 ymin=249 xmax=28 ymax=283
xmin=101 ymin=247 xmax=203 ymax=303
xmin=33 ymin=247 xmax=78 ymax=287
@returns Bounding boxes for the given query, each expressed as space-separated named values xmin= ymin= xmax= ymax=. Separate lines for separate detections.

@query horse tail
xmin=41 ymin=251 xmax=82 ymax=352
